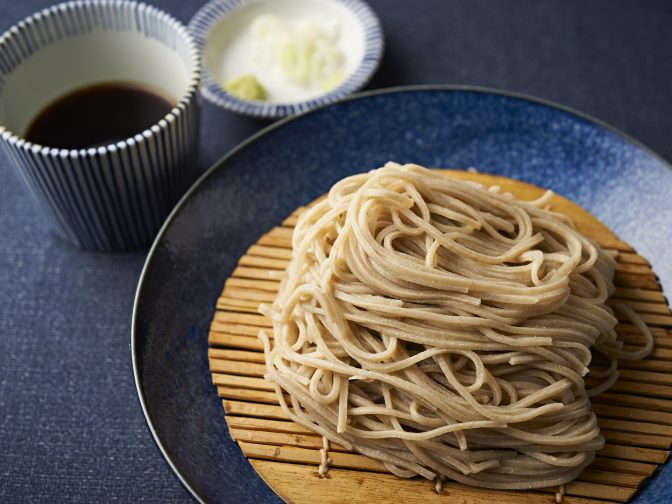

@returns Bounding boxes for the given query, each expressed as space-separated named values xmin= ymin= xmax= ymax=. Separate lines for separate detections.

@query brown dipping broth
xmin=24 ymin=82 xmax=176 ymax=149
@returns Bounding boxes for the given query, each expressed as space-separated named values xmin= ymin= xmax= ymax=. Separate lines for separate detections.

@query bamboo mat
xmin=208 ymin=171 xmax=672 ymax=504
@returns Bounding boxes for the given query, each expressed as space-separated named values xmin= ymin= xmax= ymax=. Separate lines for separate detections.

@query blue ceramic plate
xmin=132 ymin=86 xmax=672 ymax=503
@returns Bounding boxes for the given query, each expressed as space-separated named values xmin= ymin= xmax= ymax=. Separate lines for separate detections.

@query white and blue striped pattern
xmin=0 ymin=1 xmax=201 ymax=251
xmin=189 ymin=0 xmax=384 ymax=118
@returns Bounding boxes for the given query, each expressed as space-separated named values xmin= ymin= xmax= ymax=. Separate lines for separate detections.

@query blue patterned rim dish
xmin=0 ymin=0 xmax=201 ymax=251
xmin=132 ymin=86 xmax=672 ymax=503
xmin=188 ymin=0 xmax=384 ymax=118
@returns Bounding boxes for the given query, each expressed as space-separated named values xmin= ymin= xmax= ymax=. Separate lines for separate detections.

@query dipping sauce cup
xmin=0 ymin=0 xmax=201 ymax=251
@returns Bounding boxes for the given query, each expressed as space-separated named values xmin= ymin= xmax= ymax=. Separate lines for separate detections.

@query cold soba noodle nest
xmin=259 ymin=163 xmax=653 ymax=490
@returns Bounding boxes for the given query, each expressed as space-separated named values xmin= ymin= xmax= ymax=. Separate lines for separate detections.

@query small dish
xmin=188 ymin=0 xmax=383 ymax=118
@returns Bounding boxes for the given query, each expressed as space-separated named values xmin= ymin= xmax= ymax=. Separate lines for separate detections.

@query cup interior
xmin=0 ymin=2 xmax=198 ymax=140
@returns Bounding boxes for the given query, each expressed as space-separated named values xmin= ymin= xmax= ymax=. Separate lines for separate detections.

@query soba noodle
xmin=259 ymin=162 xmax=653 ymax=490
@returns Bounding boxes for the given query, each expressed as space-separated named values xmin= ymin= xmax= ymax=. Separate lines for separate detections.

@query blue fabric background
xmin=1 ymin=0 xmax=671 ymax=501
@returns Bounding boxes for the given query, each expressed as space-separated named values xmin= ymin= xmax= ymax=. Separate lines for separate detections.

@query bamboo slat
xmin=207 ymin=172 xmax=671 ymax=503
xmin=588 ymin=457 xmax=657 ymax=476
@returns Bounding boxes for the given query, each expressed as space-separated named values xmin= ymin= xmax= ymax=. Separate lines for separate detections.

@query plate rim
xmin=131 ymin=83 xmax=672 ymax=503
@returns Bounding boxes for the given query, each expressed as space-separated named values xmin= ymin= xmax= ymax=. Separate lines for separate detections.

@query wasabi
xmin=224 ymin=74 xmax=267 ymax=101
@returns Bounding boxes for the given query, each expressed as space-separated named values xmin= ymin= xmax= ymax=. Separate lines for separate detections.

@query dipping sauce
xmin=25 ymin=82 xmax=175 ymax=149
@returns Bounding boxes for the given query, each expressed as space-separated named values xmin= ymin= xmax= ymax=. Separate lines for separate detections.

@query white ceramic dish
xmin=189 ymin=0 xmax=383 ymax=118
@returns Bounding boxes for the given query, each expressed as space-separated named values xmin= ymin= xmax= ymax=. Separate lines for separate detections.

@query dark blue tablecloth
xmin=2 ymin=0 xmax=671 ymax=501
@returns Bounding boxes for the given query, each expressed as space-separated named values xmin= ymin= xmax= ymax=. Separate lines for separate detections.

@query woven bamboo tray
xmin=208 ymin=171 xmax=672 ymax=504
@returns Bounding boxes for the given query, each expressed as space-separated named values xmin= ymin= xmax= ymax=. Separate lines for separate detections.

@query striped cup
xmin=0 ymin=1 xmax=201 ymax=251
